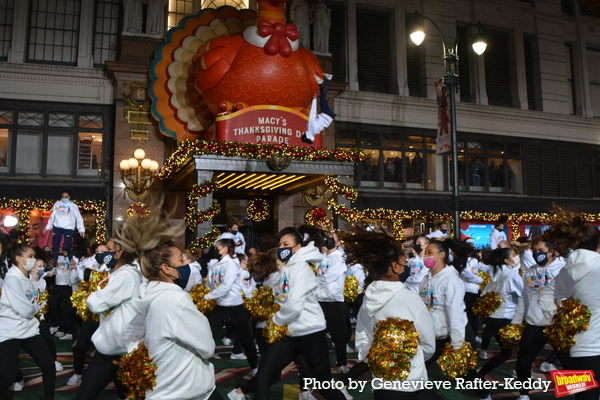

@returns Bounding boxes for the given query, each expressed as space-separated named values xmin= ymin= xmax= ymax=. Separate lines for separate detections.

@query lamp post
xmin=119 ymin=148 xmax=160 ymax=202
xmin=410 ymin=11 xmax=487 ymax=238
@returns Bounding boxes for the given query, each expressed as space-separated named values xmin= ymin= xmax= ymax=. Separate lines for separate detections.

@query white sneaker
xmin=89 ymin=349 xmax=96 ymax=357
xmin=346 ymin=345 xmax=355 ymax=353
xmin=479 ymin=350 xmax=488 ymax=360
xmin=222 ymin=337 xmax=232 ymax=346
xmin=339 ymin=385 xmax=354 ymax=400
xmin=349 ymin=317 xmax=357 ymax=323
xmin=49 ymin=326 xmax=59 ymax=335
xmin=227 ymin=389 xmax=246 ymax=400
xmin=338 ymin=365 xmax=350 ymax=374
xmin=475 ymin=336 xmax=482 ymax=344
xmin=512 ymin=369 xmax=517 ymax=378
xmin=11 ymin=380 xmax=24 ymax=391
xmin=326 ymin=333 xmax=331 ymax=339
xmin=212 ymin=353 xmax=221 ymax=360
xmin=540 ymin=362 xmax=558 ymax=372
xmin=54 ymin=331 xmax=65 ymax=338
xmin=299 ymin=390 xmax=318 ymax=400
xmin=67 ymin=373 xmax=82 ymax=386
xmin=252 ymin=367 xmax=258 ymax=377
xmin=55 ymin=361 xmax=63 ymax=371
xmin=59 ymin=333 xmax=73 ymax=340
xmin=230 ymin=353 xmax=247 ymax=360
xmin=479 ymin=396 xmax=491 ymax=400
xmin=517 ymin=396 xmax=530 ymax=400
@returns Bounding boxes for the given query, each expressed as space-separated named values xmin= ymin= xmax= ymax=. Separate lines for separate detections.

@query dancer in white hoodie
xmin=511 ymin=237 xmax=565 ymax=400
xmin=343 ymin=228 xmax=440 ymax=400
xmin=43 ymin=189 xmax=85 ymax=265
xmin=405 ymin=236 xmax=430 ymax=294
xmin=75 ymin=238 xmax=142 ymax=400
xmin=538 ymin=207 xmax=600 ymax=400
xmin=115 ymin=200 xmax=222 ymax=400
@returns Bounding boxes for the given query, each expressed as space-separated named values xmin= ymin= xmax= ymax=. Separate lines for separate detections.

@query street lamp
xmin=119 ymin=148 xmax=160 ymax=202
xmin=410 ymin=11 xmax=487 ymax=238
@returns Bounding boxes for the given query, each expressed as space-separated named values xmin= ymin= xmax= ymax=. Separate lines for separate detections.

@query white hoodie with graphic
xmin=346 ymin=264 xmax=366 ymax=294
xmin=481 ymin=265 xmax=523 ymax=320
xmin=418 ymin=266 xmax=467 ymax=350
xmin=131 ymin=281 xmax=216 ymax=400
xmin=405 ymin=255 xmax=428 ymax=294
xmin=272 ymin=243 xmax=327 ymax=337
xmin=355 ymin=280 xmax=435 ymax=391
xmin=45 ymin=200 xmax=85 ymax=233
xmin=0 ymin=266 xmax=40 ymax=342
xmin=538 ymin=249 xmax=600 ymax=357
xmin=204 ymin=254 xmax=243 ymax=307
xmin=317 ymin=248 xmax=346 ymax=302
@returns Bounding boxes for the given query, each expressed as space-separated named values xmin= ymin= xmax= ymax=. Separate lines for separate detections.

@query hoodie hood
xmin=131 ymin=281 xmax=182 ymax=317
xmin=566 ymin=249 xmax=600 ymax=282
xmin=286 ymin=242 xmax=323 ymax=266
xmin=364 ymin=280 xmax=406 ymax=317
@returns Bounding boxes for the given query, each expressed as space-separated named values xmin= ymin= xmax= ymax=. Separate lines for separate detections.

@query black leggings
xmin=347 ymin=293 xmax=364 ymax=319
xmin=0 ymin=335 xmax=56 ymax=400
xmin=478 ymin=317 xmax=512 ymax=377
xmin=251 ymin=330 xmax=346 ymax=400
xmin=73 ymin=320 xmax=99 ymax=375
xmin=207 ymin=305 xmax=258 ymax=369
xmin=320 ymin=301 xmax=348 ymax=367
xmin=516 ymin=324 xmax=548 ymax=395
xmin=75 ymin=351 xmax=128 ymax=400
xmin=342 ymin=361 xmax=370 ymax=387
xmin=49 ymin=284 xmax=72 ymax=333
xmin=373 ymin=389 xmax=442 ymax=400
xmin=39 ymin=320 xmax=57 ymax=360
xmin=464 ymin=292 xmax=479 ymax=337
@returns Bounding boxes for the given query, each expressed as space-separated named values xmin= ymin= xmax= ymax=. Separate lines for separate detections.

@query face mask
xmin=496 ymin=228 xmax=503 ymax=232
xmin=37 ymin=269 xmax=45 ymax=277
xmin=214 ymin=248 xmax=222 ymax=258
xmin=19 ymin=256 xmax=36 ymax=271
xmin=61 ymin=198 xmax=69 ymax=204
xmin=173 ymin=264 xmax=190 ymax=289
xmin=231 ymin=230 xmax=238 ymax=236
xmin=398 ymin=266 xmax=409 ymax=282
xmin=441 ymin=228 xmax=447 ymax=234
xmin=44 ymin=250 xmax=52 ymax=256
xmin=533 ymin=252 xmax=549 ymax=266
xmin=423 ymin=256 xmax=438 ymax=270
xmin=512 ymin=255 xmax=520 ymax=267
xmin=278 ymin=247 xmax=293 ymax=263
xmin=96 ymin=252 xmax=118 ymax=269
xmin=413 ymin=243 xmax=423 ymax=255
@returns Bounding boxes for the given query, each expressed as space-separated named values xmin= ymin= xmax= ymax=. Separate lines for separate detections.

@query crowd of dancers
xmin=1 ymin=191 xmax=600 ymax=400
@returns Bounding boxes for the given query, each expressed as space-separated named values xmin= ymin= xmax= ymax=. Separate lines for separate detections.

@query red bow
xmin=257 ymin=19 xmax=300 ymax=57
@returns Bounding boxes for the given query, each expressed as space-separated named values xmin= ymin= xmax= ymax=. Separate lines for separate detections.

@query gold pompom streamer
xmin=498 ymin=323 xmax=526 ymax=348
xmin=189 ymin=278 xmax=216 ymax=315
xmin=70 ymin=271 xmax=110 ymax=321
xmin=344 ymin=275 xmax=359 ymax=303
xmin=367 ymin=318 xmax=419 ymax=381
xmin=472 ymin=292 xmax=502 ymax=318
xmin=36 ymin=289 xmax=49 ymax=320
xmin=263 ymin=319 xmax=288 ymax=344
xmin=478 ymin=270 xmax=491 ymax=291
xmin=438 ymin=342 xmax=478 ymax=379
xmin=115 ymin=342 xmax=157 ymax=400
xmin=544 ymin=297 xmax=591 ymax=352
xmin=308 ymin=262 xmax=318 ymax=276
xmin=243 ymin=286 xmax=280 ymax=321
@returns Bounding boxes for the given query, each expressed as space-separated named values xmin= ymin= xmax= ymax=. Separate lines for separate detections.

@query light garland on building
xmin=126 ymin=203 xmax=149 ymax=217
xmin=185 ymin=200 xmax=221 ymax=227
xmin=187 ymin=225 xmax=222 ymax=251
xmin=247 ymin=198 xmax=269 ymax=222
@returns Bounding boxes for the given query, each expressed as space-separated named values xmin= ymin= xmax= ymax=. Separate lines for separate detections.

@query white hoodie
xmin=405 ymin=256 xmax=428 ymax=294
xmin=0 ymin=266 xmax=41 ymax=342
xmin=55 ymin=255 xmax=80 ymax=286
xmin=217 ymin=232 xmax=246 ymax=254
xmin=131 ymin=282 xmax=216 ymax=400
xmin=460 ymin=257 xmax=483 ymax=295
xmin=489 ymin=229 xmax=506 ymax=250
xmin=537 ymin=249 xmax=600 ymax=357
xmin=317 ymin=249 xmax=346 ymax=302
xmin=204 ymin=254 xmax=243 ymax=307
xmin=346 ymin=264 xmax=366 ymax=294
xmin=355 ymin=280 xmax=436 ymax=391
xmin=88 ymin=264 xmax=142 ymax=355
xmin=481 ymin=266 xmax=523 ymax=320
xmin=272 ymin=243 xmax=327 ymax=337
xmin=512 ymin=258 xmax=565 ymax=326
xmin=418 ymin=266 xmax=467 ymax=350
xmin=45 ymin=200 xmax=85 ymax=233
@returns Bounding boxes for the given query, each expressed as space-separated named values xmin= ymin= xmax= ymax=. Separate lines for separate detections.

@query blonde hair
xmin=114 ymin=197 xmax=185 ymax=281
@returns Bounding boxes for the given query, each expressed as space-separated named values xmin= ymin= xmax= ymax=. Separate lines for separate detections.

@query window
xmin=328 ymin=1 xmax=346 ymax=83
xmin=484 ymin=30 xmax=514 ymax=107
xmin=168 ymin=0 xmax=194 ymax=30
xmin=523 ymin=35 xmax=537 ymax=110
xmin=565 ymin=43 xmax=578 ymax=115
xmin=93 ymin=0 xmax=119 ymax=67
xmin=587 ymin=47 xmax=600 ymax=117
xmin=0 ymin=104 xmax=109 ymax=178
xmin=200 ymin=0 xmax=247 ymax=8
xmin=0 ymin=0 xmax=14 ymax=61
xmin=457 ymin=25 xmax=473 ymax=103
xmin=356 ymin=7 xmax=395 ymax=94
xmin=406 ymin=13 xmax=423 ymax=97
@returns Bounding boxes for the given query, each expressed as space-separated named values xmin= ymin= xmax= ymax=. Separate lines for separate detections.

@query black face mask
xmin=173 ymin=264 xmax=190 ymax=290
xmin=213 ymin=249 xmax=222 ymax=259
xmin=496 ymin=228 xmax=503 ymax=232
xmin=398 ymin=265 xmax=410 ymax=283
xmin=96 ymin=252 xmax=118 ymax=269
xmin=44 ymin=250 xmax=52 ymax=256
xmin=413 ymin=243 xmax=423 ymax=255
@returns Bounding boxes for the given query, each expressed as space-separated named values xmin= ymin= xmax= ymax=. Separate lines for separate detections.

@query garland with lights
xmin=186 ymin=200 xmax=221 ymax=227
xmin=247 ymin=198 xmax=270 ymax=222
xmin=305 ymin=207 xmax=332 ymax=227
xmin=187 ymin=178 xmax=221 ymax=202
xmin=0 ymin=198 xmax=107 ymax=243
xmin=187 ymin=225 xmax=222 ymax=251
xmin=324 ymin=176 xmax=358 ymax=202
xmin=126 ymin=203 xmax=149 ymax=217
xmin=158 ymin=140 xmax=366 ymax=180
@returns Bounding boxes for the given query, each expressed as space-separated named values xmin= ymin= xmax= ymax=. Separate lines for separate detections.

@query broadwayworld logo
xmin=551 ymin=370 xmax=599 ymax=397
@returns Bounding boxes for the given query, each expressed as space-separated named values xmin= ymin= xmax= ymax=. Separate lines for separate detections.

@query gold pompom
xmin=243 ymin=286 xmax=280 ymax=321
xmin=36 ymin=289 xmax=49 ymax=320
xmin=263 ymin=319 xmax=288 ymax=344
xmin=438 ymin=342 xmax=478 ymax=379
xmin=344 ymin=275 xmax=359 ymax=303
xmin=70 ymin=271 xmax=110 ymax=321
xmin=367 ymin=318 xmax=419 ymax=381
xmin=544 ymin=297 xmax=591 ymax=352
xmin=308 ymin=262 xmax=318 ymax=276
xmin=478 ymin=270 xmax=491 ymax=291
xmin=472 ymin=291 xmax=502 ymax=318
xmin=189 ymin=278 xmax=216 ymax=315
xmin=115 ymin=342 xmax=157 ymax=400
xmin=498 ymin=323 xmax=526 ymax=348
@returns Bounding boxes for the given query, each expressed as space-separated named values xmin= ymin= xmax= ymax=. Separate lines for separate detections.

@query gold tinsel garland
xmin=189 ymin=278 xmax=217 ymax=314
xmin=544 ymin=297 xmax=591 ymax=352
xmin=472 ymin=291 xmax=502 ymax=318
xmin=498 ymin=323 xmax=526 ymax=348
xmin=438 ymin=342 xmax=478 ymax=379
xmin=70 ymin=271 xmax=110 ymax=321
xmin=367 ymin=318 xmax=419 ymax=381
xmin=478 ymin=270 xmax=491 ymax=291
xmin=344 ymin=275 xmax=359 ymax=302
xmin=115 ymin=343 xmax=157 ymax=400
xmin=243 ymin=286 xmax=280 ymax=320
xmin=36 ymin=289 xmax=49 ymax=320
xmin=263 ymin=319 xmax=288 ymax=344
